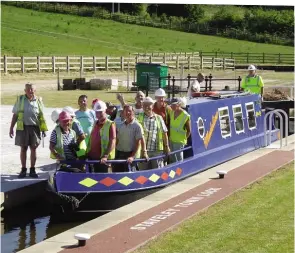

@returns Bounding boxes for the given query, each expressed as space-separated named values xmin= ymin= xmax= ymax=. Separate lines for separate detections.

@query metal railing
xmin=59 ymin=146 xmax=192 ymax=173
xmin=264 ymin=109 xmax=288 ymax=148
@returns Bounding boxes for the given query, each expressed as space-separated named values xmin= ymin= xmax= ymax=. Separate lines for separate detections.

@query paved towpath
xmin=56 ymin=149 xmax=294 ymax=253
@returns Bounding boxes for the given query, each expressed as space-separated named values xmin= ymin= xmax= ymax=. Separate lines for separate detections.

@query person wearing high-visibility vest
xmin=75 ymin=95 xmax=96 ymax=147
xmin=49 ymin=111 xmax=80 ymax=163
xmin=136 ymin=97 xmax=170 ymax=170
xmin=116 ymin=91 xmax=145 ymax=117
xmin=62 ymin=106 xmax=86 ymax=158
xmin=9 ymin=83 xmax=48 ymax=178
xmin=241 ymin=65 xmax=264 ymax=98
xmin=86 ymin=101 xmax=116 ymax=173
xmin=169 ymin=97 xmax=191 ymax=163
xmin=153 ymin=88 xmax=172 ymax=132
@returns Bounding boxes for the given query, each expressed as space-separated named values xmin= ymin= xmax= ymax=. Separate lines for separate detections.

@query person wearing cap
xmin=9 ymin=83 xmax=48 ymax=178
xmin=114 ymin=106 xmax=125 ymax=127
xmin=136 ymin=97 xmax=170 ymax=170
xmin=62 ymin=106 xmax=86 ymax=158
xmin=169 ymin=97 xmax=191 ymax=163
xmin=75 ymin=95 xmax=96 ymax=146
xmin=106 ymin=102 xmax=117 ymax=121
xmin=116 ymin=91 xmax=145 ymax=116
xmin=153 ymin=88 xmax=172 ymax=131
xmin=49 ymin=111 xmax=79 ymax=163
xmin=86 ymin=101 xmax=116 ymax=173
xmin=51 ymin=109 xmax=62 ymax=125
xmin=241 ymin=65 xmax=264 ymax=97
xmin=91 ymin=98 xmax=100 ymax=109
xmin=114 ymin=105 xmax=146 ymax=172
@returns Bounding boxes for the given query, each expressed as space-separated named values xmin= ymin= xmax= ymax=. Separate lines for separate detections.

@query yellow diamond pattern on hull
xmin=169 ymin=170 xmax=176 ymax=178
xmin=149 ymin=174 xmax=160 ymax=183
xmin=118 ymin=176 xmax=134 ymax=186
xmin=79 ymin=178 xmax=98 ymax=188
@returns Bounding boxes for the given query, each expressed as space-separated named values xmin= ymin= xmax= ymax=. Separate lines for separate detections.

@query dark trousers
xmin=112 ymin=150 xmax=137 ymax=173
xmin=89 ymin=163 xmax=109 ymax=173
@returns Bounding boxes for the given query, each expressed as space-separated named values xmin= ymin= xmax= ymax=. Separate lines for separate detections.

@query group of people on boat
xmin=49 ymin=88 xmax=191 ymax=173
xmin=9 ymin=65 xmax=263 ymax=177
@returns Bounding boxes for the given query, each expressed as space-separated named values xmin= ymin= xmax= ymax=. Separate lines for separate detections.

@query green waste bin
xmin=136 ymin=63 xmax=168 ymax=90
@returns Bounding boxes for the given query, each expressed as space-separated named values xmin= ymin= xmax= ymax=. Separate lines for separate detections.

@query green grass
xmin=134 ymin=162 xmax=294 ymax=253
xmin=1 ymin=5 xmax=294 ymax=56
xmin=1 ymin=90 xmax=136 ymax=108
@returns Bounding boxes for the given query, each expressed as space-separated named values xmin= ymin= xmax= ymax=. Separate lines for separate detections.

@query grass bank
xmin=1 ymin=5 xmax=294 ymax=57
xmin=134 ymin=162 xmax=294 ymax=253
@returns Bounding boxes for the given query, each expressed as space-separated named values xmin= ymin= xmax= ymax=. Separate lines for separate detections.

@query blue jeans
xmin=170 ymin=142 xmax=184 ymax=163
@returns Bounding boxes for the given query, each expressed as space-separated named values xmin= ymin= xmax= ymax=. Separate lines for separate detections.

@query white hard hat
xmin=248 ymin=65 xmax=256 ymax=71
xmin=62 ymin=106 xmax=75 ymax=117
xmin=93 ymin=101 xmax=107 ymax=112
xmin=143 ymin=96 xmax=155 ymax=104
xmin=51 ymin=109 xmax=61 ymax=123
xmin=155 ymin=88 xmax=166 ymax=97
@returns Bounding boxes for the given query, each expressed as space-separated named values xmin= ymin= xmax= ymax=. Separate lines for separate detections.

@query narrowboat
xmin=48 ymin=91 xmax=281 ymax=214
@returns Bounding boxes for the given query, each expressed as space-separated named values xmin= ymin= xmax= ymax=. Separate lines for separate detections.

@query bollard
xmin=74 ymin=233 xmax=91 ymax=247
xmin=216 ymin=171 xmax=227 ymax=179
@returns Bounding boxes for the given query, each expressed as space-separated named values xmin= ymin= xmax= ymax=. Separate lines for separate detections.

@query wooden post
xmin=176 ymin=55 xmax=179 ymax=69
xmin=37 ymin=56 xmax=40 ymax=72
xmin=67 ymin=56 xmax=70 ymax=72
xmin=21 ymin=56 xmax=25 ymax=73
xmin=223 ymin=58 xmax=226 ymax=70
xmin=93 ymin=56 xmax=96 ymax=72
xmin=121 ymin=56 xmax=124 ymax=71
xmin=4 ymin=55 xmax=7 ymax=74
xmin=80 ymin=56 xmax=84 ymax=73
xmin=188 ymin=56 xmax=191 ymax=70
xmin=163 ymin=53 xmax=166 ymax=64
xmin=52 ymin=56 xmax=56 ymax=73
xmin=212 ymin=57 xmax=215 ymax=70
xmin=105 ymin=56 xmax=108 ymax=71
xmin=149 ymin=55 xmax=152 ymax=64
xmin=200 ymin=56 xmax=203 ymax=70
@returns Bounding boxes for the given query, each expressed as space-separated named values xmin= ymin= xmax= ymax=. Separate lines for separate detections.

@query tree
xmin=184 ymin=4 xmax=205 ymax=23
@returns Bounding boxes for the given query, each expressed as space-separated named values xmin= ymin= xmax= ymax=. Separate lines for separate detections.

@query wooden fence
xmin=0 ymin=55 xmax=235 ymax=73
xmin=133 ymin=52 xmax=294 ymax=65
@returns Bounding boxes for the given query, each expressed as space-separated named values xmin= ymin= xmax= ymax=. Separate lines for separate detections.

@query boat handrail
xmin=58 ymin=146 xmax=192 ymax=167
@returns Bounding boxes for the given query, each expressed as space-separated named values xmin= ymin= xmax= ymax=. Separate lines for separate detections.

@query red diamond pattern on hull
xmin=176 ymin=168 xmax=182 ymax=176
xmin=135 ymin=176 xmax=148 ymax=185
xmin=161 ymin=172 xmax=169 ymax=181
xmin=100 ymin=177 xmax=116 ymax=187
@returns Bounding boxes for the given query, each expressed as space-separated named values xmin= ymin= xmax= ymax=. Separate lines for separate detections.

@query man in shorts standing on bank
xmin=9 ymin=83 xmax=48 ymax=178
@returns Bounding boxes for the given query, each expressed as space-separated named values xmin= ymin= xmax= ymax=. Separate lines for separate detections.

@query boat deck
xmin=18 ymin=134 xmax=294 ymax=253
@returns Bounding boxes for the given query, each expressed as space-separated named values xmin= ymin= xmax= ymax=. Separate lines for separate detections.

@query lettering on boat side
xmin=203 ymin=111 xmax=219 ymax=149
xmin=130 ymin=187 xmax=222 ymax=231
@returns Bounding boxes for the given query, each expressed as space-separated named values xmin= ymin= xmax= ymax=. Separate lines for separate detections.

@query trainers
xmin=29 ymin=167 xmax=39 ymax=178
xmin=18 ymin=168 xmax=27 ymax=178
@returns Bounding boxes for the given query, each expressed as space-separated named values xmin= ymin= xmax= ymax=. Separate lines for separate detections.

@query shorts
xmin=15 ymin=125 xmax=41 ymax=147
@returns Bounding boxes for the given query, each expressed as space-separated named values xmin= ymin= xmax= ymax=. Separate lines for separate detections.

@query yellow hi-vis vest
xmin=50 ymin=126 xmax=76 ymax=160
xmin=170 ymin=110 xmax=190 ymax=145
xmin=137 ymin=113 xmax=164 ymax=151
xmin=87 ymin=119 xmax=115 ymax=159
xmin=70 ymin=117 xmax=87 ymax=157
xmin=241 ymin=75 xmax=264 ymax=94
xmin=16 ymin=95 xmax=48 ymax=132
